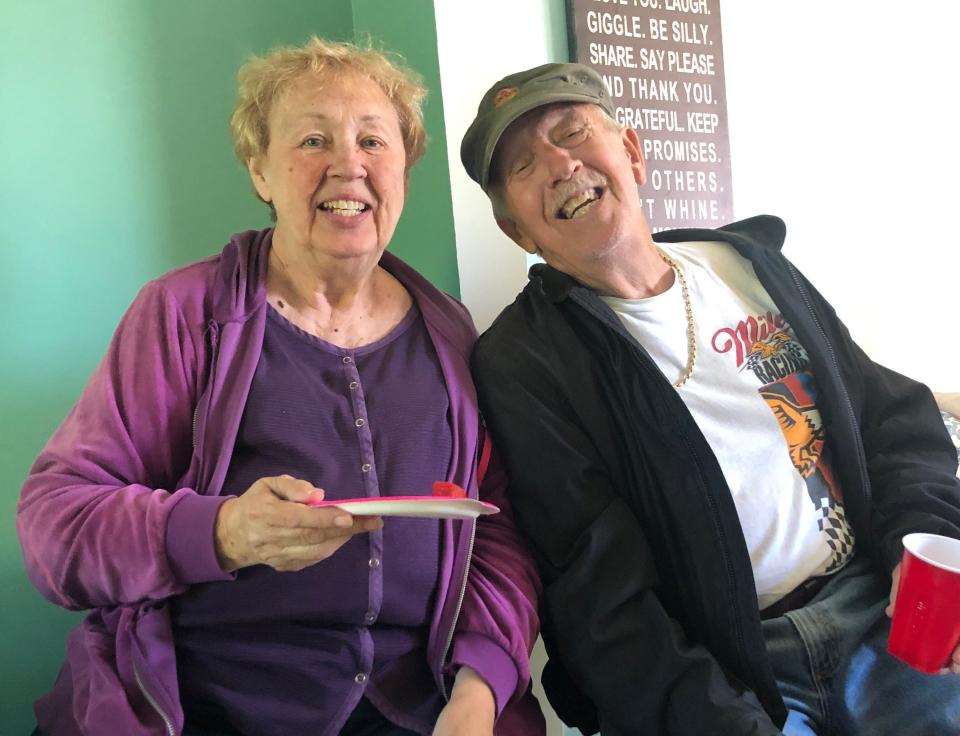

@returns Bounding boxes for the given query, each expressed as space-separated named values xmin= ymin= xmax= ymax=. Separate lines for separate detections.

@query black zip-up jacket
xmin=472 ymin=215 xmax=960 ymax=736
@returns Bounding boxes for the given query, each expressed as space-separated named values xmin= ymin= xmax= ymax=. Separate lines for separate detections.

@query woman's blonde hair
xmin=230 ymin=36 xmax=427 ymax=171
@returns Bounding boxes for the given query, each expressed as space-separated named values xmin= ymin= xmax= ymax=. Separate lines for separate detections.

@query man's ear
xmin=622 ymin=127 xmax=647 ymax=187
xmin=247 ymin=156 xmax=272 ymax=204
xmin=496 ymin=218 xmax=539 ymax=255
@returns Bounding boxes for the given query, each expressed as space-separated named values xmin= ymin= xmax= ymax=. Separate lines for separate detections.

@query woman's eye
xmin=302 ymin=136 xmax=325 ymax=148
xmin=361 ymin=138 xmax=384 ymax=150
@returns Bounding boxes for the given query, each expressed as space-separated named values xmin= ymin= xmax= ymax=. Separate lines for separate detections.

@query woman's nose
xmin=329 ymin=144 xmax=366 ymax=179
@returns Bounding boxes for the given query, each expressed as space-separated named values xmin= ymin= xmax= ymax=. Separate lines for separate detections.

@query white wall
xmin=720 ymin=2 xmax=959 ymax=391
xmin=434 ymin=0 xmax=570 ymax=333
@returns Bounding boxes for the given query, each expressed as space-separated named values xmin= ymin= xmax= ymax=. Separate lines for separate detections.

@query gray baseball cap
xmin=460 ymin=62 xmax=616 ymax=191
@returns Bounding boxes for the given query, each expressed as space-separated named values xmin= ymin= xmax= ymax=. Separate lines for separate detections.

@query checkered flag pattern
xmin=816 ymin=498 xmax=854 ymax=571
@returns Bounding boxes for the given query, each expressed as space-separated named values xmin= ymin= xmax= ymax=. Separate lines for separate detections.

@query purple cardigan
xmin=17 ymin=229 xmax=545 ymax=736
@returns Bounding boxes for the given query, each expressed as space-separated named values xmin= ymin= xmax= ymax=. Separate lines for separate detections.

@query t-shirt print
xmin=713 ymin=312 xmax=855 ymax=571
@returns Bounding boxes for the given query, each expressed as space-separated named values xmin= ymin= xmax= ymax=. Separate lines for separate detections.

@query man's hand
xmin=886 ymin=562 xmax=960 ymax=674
xmin=214 ymin=474 xmax=382 ymax=572
xmin=433 ymin=666 xmax=496 ymax=736
xmin=884 ymin=562 xmax=900 ymax=620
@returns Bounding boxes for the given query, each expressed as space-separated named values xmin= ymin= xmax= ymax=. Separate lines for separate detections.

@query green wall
xmin=0 ymin=1 xmax=455 ymax=732
xmin=352 ymin=0 xmax=459 ymax=291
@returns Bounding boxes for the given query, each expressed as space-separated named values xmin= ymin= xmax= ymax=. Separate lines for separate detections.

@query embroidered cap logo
xmin=493 ymin=87 xmax=518 ymax=108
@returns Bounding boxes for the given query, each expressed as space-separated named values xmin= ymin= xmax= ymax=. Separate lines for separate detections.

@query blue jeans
xmin=763 ymin=555 xmax=960 ymax=735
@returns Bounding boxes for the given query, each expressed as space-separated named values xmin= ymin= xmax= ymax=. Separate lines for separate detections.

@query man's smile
xmin=557 ymin=187 xmax=604 ymax=220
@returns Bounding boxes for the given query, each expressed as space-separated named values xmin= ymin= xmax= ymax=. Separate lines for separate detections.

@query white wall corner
xmin=434 ymin=0 xmax=568 ymax=332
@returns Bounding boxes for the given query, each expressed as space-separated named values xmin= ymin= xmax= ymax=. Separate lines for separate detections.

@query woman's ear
xmin=247 ymin=156 xmax=272 ymax=204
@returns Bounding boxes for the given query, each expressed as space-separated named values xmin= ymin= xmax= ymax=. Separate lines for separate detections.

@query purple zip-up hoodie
xmin=18 ymin=229 xmax=545 ymax=736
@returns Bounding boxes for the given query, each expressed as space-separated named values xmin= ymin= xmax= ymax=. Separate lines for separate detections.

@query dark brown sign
xmin=567 ymin=0 xmax=733 ymax=231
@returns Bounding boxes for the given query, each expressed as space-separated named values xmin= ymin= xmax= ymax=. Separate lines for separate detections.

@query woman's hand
xmin=433 ymin=666 xmax=496 ymax=736
xmin=214 ymin=474 xmax=382 ymax=572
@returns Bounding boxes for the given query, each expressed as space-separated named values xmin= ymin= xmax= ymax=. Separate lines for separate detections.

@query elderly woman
xmin=18 ymin=37 xmax=543 ymax=736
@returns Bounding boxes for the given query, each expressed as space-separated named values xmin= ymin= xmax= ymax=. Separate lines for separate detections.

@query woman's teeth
xmin=320 ymin=200 xmax=367 ymax=217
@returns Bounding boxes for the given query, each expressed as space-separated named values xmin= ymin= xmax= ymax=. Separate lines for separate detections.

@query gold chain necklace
xmin=656 ymin=249 xmax=696 ymax=388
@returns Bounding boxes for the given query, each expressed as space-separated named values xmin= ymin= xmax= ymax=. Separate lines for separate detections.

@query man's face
xmin=493 ymin=103 xmax=647 ymax=280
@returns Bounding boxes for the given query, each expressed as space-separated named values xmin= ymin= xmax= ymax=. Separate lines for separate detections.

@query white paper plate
xmin=308 ymin=496 xmax=499 ymax=520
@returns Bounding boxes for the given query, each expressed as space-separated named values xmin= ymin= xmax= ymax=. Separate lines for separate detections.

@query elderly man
xmin=460 ymin=62 xmax=960 ymax=735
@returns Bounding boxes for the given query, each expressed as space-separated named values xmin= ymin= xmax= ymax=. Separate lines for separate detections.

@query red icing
xmin=432 ymin=481 xmax=466 ymax=498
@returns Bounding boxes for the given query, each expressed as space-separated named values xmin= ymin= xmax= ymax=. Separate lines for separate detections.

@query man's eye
xmin=564 ymin=127 xmax=587 ymax=142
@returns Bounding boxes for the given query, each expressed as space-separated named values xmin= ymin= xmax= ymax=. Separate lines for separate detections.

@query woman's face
xmin=249 ymin=73 xmax=407 ymax=263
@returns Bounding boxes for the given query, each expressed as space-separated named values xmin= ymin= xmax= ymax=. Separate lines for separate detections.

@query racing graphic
xmin=742 ymin=331 xmax=805 ymax=382
xmin=759 ymin=373 xmax=852 ymax=570
xmin=759 ymin=373 xmax=827 ymax=479
xmin=713 ymin=319 xmax=854 ymax=569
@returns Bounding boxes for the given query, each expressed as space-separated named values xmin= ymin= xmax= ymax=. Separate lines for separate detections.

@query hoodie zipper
xmin=438 ymin=519 xmax=477 ymax=700
xmin=149 ymin=329 xmax=223 ymax=736
xmin=785 ymin=262 xmax=871 ymax=503
xmin=133 ymin=660 xmax=175 ymax=736
xmin=572 ymin=288 xmax=752 ymax=670
xmin=192 ymin=320 xmax=220 ymax=455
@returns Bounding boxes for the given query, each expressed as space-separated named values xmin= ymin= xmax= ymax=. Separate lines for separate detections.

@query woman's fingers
xmin=214 ymin=475 xmax=383 ymax=572
xmin=260 ymin=524 xmax=383 ymax=572
xmin=257 ymin=474 xmax=325 ymax=504
xmin=248 ymin=513 xmax=383 ymax=570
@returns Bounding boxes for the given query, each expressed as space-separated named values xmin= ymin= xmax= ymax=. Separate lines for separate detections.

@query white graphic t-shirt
xmin=601 ymin=241 xmax=854 ymax=609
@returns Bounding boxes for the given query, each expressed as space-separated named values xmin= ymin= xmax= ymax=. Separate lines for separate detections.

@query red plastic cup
xmin=887 ymin=533 xmax=960 ymax=674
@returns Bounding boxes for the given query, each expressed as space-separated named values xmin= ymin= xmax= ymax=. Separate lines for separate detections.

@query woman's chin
xmin=310 ymin=234 xmax=388 ymax=263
